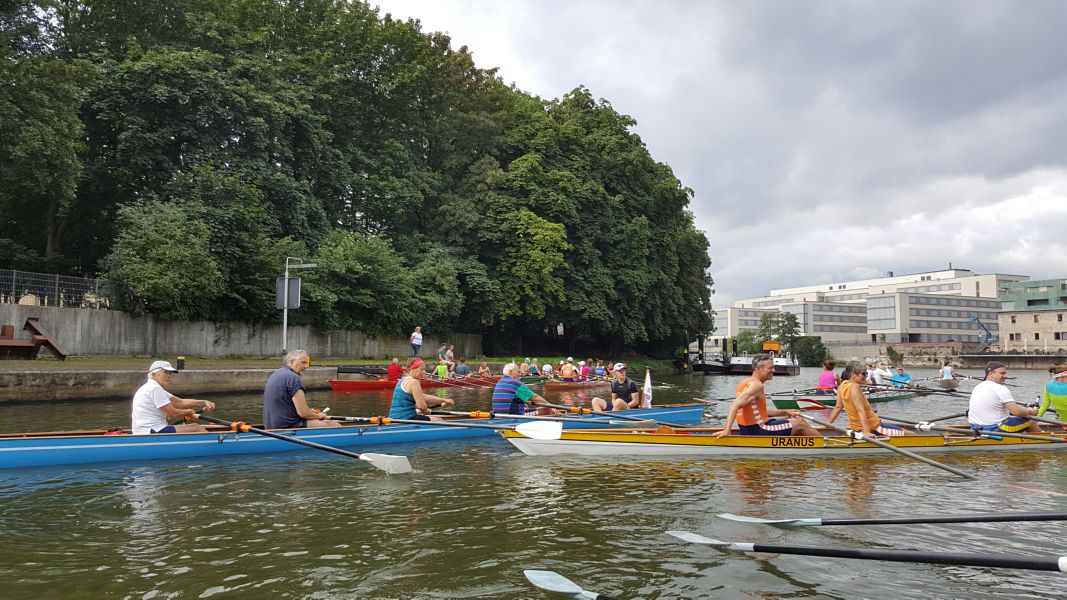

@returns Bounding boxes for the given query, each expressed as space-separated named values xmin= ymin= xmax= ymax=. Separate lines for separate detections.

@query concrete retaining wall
xmin=0 ymin=366 xmax=335 ymax=402
xmin=0 ymin=304 xmax=481 ymax=359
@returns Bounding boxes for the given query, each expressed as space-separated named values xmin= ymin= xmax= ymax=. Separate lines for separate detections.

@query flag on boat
xmin=641 ymin=368 xmax=653 ymax=408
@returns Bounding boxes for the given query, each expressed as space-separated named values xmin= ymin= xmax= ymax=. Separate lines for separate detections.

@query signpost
xmin=278 ymin=257 xmax=316 ymax=353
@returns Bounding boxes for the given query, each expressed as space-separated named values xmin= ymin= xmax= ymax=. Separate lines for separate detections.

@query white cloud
xmin=374 ymin=0 xmax=1067 ymax=322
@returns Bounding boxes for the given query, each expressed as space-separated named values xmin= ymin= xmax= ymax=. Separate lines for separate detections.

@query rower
xmin=590 ymin=363 xmax=637 ymax=411
xmin=1038 ymin=364 xmax=1067 ymax=426
xmin=714 ymin=355 xmax=818 ymax=438
xmin=559 ymin=357 xmax=577 ymax=382
xmin=389 ymin=358 xmax=455 ymax=421
xmin=264 ymin=350 xmax=339 ymax=429
xmin=132 ymin=360 xmax=215 ymax=434
xmin=491 ymin=362 xmax=557 ymax=415
xmin=386 ymin=357 xmax=403 ymax=382
xmin=827 ymin=360 xmax=913 ymax=437
xmin=433 ymin=359 xmax=450 ymax=379
xmin=889 ymin=365 xmax=913 ymax=387
xmin=968 ymin=361 xmax=1039 ymax=433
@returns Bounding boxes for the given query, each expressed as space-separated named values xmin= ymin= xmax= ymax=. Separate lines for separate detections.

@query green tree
xmin=793 ymin=336 xmax=829 ymax=367
xmin=732 ymin=330 xmax=762 ymax=353
xmin=102 ymin=201 xmax=224 ymax=319
xmin=757 ymin=312 xmax=802 ymax=351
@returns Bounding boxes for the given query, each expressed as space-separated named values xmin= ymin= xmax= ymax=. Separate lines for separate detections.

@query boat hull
xmin=329 ymin=376 xmax=544 ymax=392
xmin=0 ymin=404 xmax=705 ymax=469
xmin=543 ymin=380 xmax=611 ymax=392
xmin=501 ymin=427 xmax=1067 ymax=457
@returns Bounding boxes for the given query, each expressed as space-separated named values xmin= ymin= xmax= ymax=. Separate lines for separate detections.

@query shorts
xmin=971 ymin=416 xmax=1032 ymax=433
xmin=150 ymin=425 xmax=177 ymax=434
xmin=873 ymin=423 xmax=907 ymax=437
xmin=737 ymin=418 xmax=792 ymax=436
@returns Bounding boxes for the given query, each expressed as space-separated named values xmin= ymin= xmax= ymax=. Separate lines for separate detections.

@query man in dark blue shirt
xmin=263 ymin=350 xmax=338 ymax=429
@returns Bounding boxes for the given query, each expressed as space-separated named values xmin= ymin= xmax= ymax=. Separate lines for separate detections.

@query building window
xmin=1059 ymin=314 xmax=1063 ymax=323
xmin=1011 ymin=315 xmax=1016 ymax=324
xmin=1034 ymin=315 xmax=1040 ymax=323
xmin=1035 ymin=333 xmax=1041 ymax=341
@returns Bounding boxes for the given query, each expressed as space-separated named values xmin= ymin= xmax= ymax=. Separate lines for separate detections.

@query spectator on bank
xmin=410 ymin=326 xmax=423 ymax=356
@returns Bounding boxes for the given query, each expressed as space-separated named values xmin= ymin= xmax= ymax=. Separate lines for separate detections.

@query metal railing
xmin=0 ymin=269 xmax=113 ymax=309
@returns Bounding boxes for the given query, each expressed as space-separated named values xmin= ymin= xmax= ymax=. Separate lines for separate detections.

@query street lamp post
xmin=282 ymin=256 xmax=317 ymax=353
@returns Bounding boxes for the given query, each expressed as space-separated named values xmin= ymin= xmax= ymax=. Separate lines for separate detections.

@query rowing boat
xmin=543 ymin=379 xmax=611 ymax=392
xmin=771 ymin=388 xmax=917 ymax=410
xmin=501 ymin=426 xmax=1067 ymax=457
xmin=328 ymin=375 xmax=545 ymax=392
xmin=0 ymin=403 xmax=704 ymax=469
xmin=938 ymin=379 xmax=960 ymax=390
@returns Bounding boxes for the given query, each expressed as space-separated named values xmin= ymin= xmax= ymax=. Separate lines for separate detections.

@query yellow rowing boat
xmin=500 ymin=426 xmax=1067 ymax=457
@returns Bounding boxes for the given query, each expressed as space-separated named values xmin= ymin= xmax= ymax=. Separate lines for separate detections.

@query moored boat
xmin=727 ymin=354 xmax=800 ymax=377
xmin=0 ymin=403 xmax=704 ymax=469
xmin=501 ymin=426 xmax=1067 ymax=457
xmin=770 ymin=388 xmax=917 ymax=410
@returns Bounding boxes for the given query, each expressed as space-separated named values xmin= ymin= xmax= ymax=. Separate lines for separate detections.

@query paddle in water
xmin=717 ymin=510 xmax=1067 ymax=527
xmin=523 ymin=570 xmax=617 ymax=600
xmin=193 ymin=414 xmax=413 ymax=474
xmin=667 ymin=531 xmax=1067 ymax=572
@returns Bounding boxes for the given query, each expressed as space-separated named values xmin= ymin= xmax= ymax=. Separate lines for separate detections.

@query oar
xmin=541 ymin=402 xmax=687 ymax=428
xmin=326 ymin=415 xmax=563 ymax=440
xmin=718 ymin=510 xmax=1067 ymax=526
xmin=438 ymin=410 xmax=655 ymax=427
xmin=667 ymin=531 xmax=1067 ymax=572
xmin=800 ymin=414 xmax=975 ymax=480
xmin=877 ymin=417 xmax=1067 ymax=444
xmin=523 ymin=570 xmax=617 ymax=600
xmin=193 ymin=414 xmax=413 ymax=474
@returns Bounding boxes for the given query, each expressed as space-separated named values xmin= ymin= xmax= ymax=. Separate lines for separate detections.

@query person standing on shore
xmin=410 ymin=326 xmax=423 ymax=356
xmin=131 ymin=361 xmax=215 ymax=434
xmin=263 ymin=350 xmax=338 ymax=429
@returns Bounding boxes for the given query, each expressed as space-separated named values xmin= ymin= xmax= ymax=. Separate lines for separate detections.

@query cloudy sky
xmin=375 ymin=0 xmax=1067 ymax=321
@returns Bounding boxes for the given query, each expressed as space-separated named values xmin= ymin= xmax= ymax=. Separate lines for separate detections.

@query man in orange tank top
xmin=714 ymin=355 xmax=818 ymax=438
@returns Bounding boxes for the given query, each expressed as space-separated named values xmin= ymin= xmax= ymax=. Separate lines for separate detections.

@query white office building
xmin=710 ymin=268 xmax=1027 ymax=347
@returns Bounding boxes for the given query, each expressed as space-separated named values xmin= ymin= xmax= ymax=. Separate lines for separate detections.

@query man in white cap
xmin=968 ymin=361 xmax=1040 ymax=433
xmin=559 ymin=357 xmax=577 ymax=381
xmin=131 ymin=360 xmax=215 ymax=434
xmin=592 ymin=363 xmax=640 ymax=411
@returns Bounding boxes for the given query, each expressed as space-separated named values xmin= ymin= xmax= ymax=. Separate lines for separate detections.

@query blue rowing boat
xmin=0 ymin=404 xmax=704 ymax=469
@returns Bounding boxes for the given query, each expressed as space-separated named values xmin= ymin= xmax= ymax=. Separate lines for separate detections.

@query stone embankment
xmin=0 ymin=366 xmax=335 ymax=402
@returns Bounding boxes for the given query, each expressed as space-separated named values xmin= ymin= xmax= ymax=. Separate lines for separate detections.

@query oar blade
xmin=359 ymin=453 xmax=414 ymax=475
xmin=515 ymin=421 xmax=564 ymax=440
xmin=523 ymin=569 xmax=585 ymax=594
xmin=667 ymin=530 xmax=728 ymax=546
xmin=717 ymin=513 xmax=819 ymax=526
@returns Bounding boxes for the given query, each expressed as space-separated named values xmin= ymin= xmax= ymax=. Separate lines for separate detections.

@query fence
xmin=0 ymin=269 xmax=113 ymax=309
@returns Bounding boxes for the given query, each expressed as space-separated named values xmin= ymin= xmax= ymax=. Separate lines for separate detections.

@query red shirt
xmin=386 ymin=363 xmax=403 ymax=381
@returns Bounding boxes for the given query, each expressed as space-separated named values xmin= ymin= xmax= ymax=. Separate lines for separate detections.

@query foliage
xmin=0 ymin=0 xmax=714 ymax=355
xmin=102 ymin=201 xmax=224 ymax=319
xmin=793 ymin=336 xmax=829 ymax=367
xmin=885 ymin=345 xmax=904 ymax=365
xmin=757 ymin=312 xmax=802 ymax=352
xmin=731 ymin=330 xmax=763 ymax=354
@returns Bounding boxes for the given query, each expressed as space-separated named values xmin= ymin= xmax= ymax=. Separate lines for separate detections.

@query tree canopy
xmin=0 ymin=0 xmax=714 ymax=355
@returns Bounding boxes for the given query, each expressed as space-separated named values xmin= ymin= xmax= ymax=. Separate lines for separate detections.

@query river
xmin=0 ymin=367 xmax=1064 ymax=598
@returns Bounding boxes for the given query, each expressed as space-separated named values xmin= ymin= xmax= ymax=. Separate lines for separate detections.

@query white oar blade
xmin=718 ymin=513 xmax=819 ymax=526
xmin=515 ymin=420 xmax=563 ymax=440
xmin=360 ymin=453 xmax=414 ymax=475
xmin=524 ymin=569 xmax=585 ymax=594
xmin=667 ymin=530 xmax=728 ymax=546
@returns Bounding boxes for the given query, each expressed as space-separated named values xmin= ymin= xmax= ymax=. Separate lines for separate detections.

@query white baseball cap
xmin=578 ymin=361 xmax=585 ymax=366
xmin=614 ymin=362 xmax=627 ymax=371
xmin=567 ymin=356 xmax=574 ymax=362
xmin=525 ymin=357 xmax=531 ymax=362
xmin=559 ymin=360 xmax=564 ymax=365
xmin=149 ymin=360 xmax=178 ymax=373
